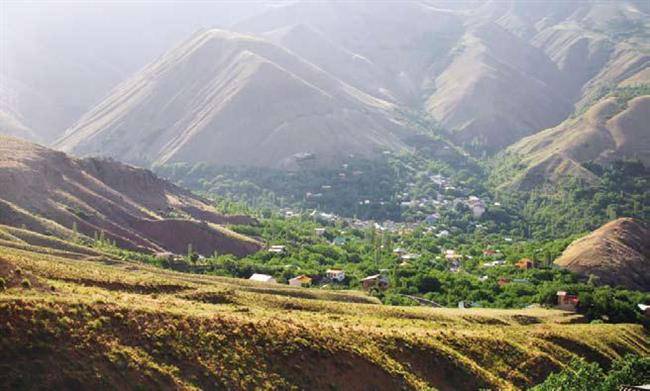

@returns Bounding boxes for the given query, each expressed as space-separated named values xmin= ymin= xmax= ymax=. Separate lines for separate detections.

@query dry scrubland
xmin=0 ymin=233 xmax=648 ymax=391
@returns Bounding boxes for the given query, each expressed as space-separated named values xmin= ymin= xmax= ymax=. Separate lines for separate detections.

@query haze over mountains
xmin=2 ymin=0 xmax=650 ymax=174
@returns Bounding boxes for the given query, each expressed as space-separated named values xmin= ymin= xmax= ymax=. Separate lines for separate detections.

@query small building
xmin=289 ymin=275 xmax=312 ymax=287
xmin=557 ymin=291 xmax=579 ymax=311
xmin=326 ymin=269 xmax=346 ymax=282
xmin=638 ymin=304 xmax=650 ymax=319
xmin=361 ymin=274 xmax=389 ymax=291
xmin=436 ymin=230 xmax=450 ymax=238
xmin=314 ymin=228 xmax=326 ymax=236
xmin=268 ymin=245 xmax=286 ymax=254
xmin=249 ymin=273 xmax=277 ymax=284
xmin=516 ymin=258 xmax=535 ymax=270
xmin=331 ymin=237 xmax=347 ymax=246
xmin=400 ymin=253 xmax=420 ymax=261
xmin=482 ymin=249 xmax=497 ymax=256
xmin=484 ymin=260 xmax=506 ymax=267
xmin=393 ymin=247 xmax=407 ymax=256
xmin=497 ymin=277 xmax=510 ymax=287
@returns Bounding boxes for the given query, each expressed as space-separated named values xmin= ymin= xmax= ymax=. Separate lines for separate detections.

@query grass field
xmin=1 ymin=238 xmax=648 ymax=390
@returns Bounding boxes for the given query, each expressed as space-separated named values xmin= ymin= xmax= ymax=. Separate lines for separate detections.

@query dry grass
xmin=1 ymin=242 xmax=648 ymax=390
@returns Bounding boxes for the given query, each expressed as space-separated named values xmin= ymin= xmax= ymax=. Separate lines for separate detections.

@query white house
xmin=249 ymin=273 xmax=277 ymax=284
xmin=268 ymin=245 xmax=286 ymax=254
xmin=326 ymin=269 xmax=346 ymax=282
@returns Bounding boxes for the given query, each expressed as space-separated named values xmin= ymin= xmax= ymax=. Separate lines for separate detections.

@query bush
xmin=21 ymin=279 xmax=31 ymax=289
xmin=0 ymin=277 xmax=5 ymax=290
xmin=532 ymin=355 xmax=650 ymax=391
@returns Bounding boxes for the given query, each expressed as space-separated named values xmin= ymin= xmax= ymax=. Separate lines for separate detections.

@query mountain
xmin=0 ymin=1 xmax=274 ymax=142
xmin=56 ymin=29 xmax=409 ymax=168
xmin=0 ymin=136 xmax=261 ymax=257
xmin=555 ymin=218 xmax=650 ymax=291
xmin=9 ymin=0 xmax=647 ymax=169
xmin=425 ymin=22 xmax=572 ymax=150
xmin=232 ymin=0 xmax=647 ymax=152
xmin=498 ymin=85 xmax=650 ymax=190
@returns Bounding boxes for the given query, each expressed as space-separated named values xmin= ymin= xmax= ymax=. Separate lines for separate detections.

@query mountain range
xmin=2 ymin=0 xmax=649 ymax=176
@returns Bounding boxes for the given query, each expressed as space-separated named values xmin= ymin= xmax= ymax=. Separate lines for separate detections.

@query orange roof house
xmin=288 ymin=275 xmax=312 ymax=287
xmin=516 ymin=258 xmax=535 ymax=270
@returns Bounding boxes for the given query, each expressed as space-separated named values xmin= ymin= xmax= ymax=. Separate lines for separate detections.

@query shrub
xmin=0 ymin=277 xmax=5 ymax=290
xmin=532 ymin=355 xmax=650 ymax=391
xmin=21 ymin=279 xmax=31 ymax=289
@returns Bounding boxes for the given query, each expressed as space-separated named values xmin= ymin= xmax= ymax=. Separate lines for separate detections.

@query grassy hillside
xmin=1 ymin=237 xmax=648 ymax=390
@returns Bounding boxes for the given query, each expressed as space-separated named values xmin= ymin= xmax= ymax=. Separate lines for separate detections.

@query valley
xmin=1 ymin=0 xmax=649 ymax=389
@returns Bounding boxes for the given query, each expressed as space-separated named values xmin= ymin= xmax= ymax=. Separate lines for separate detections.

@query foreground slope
xmin=555 ymin=218 xmax=650 ymax=291
xmin=56 ymin=29 xmax=408 ymax=169
xmin=0 ymin=239 xmax=648 ymax=390
xmin=0 ymin=136 xmax=260 ymax=257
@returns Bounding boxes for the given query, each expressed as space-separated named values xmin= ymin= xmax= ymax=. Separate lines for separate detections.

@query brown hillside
xmin=555 ymin=218 xmax=650 ymax=291
xmin=0 ymin=136 xmax=261 ymax=257
xmin=503 ymin=93 xmax=650 ymax=189
xmin=56 ymin=29 xmax=408 ymax=169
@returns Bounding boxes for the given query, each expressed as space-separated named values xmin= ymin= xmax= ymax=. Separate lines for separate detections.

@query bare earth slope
xmin=56 ymin=29 xmax=408 ymax=169
xmin=555 ymin=218 xmax=650 ymax=291
xmin=0 ymin=136 xmax=260 ymax=257
xmin=502 ymin=93 xmax=650 ymax=189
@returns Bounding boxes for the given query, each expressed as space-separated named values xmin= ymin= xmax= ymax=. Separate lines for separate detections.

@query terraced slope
xmin=0 ymin=238 xmax=648 ymax=390
xmin=0 ymin=136 xmax=260 ymax=257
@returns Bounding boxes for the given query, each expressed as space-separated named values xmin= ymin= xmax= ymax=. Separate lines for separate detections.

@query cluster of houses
xmin=248 ymin=267 xmax=392 ymax=292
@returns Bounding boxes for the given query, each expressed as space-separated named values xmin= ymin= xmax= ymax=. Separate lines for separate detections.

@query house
xmin=445 ymin=249 xmax=461 ymax=261
xmin=512 ymin=278 xmax=530 ymax=284
xmin=466 ymin=196 xmax=486 ymax=218
xmin=314 ymin=228 xmax=326 ymax=236
xmin=478 ymin=275 xmax=489 ymax=282
xmin=268 ymin=245 xmax=286 ymax=254
xmin=483 ymin=260 xmax=506 ymax=267
xmin=361 ymin=274 xmax=389 ymax=291
xmin=400 ymin=253 xmax=420 ymax=261
xmin=249 ymin=274 xmax=277 ymax=284
xmin=393 ymin=247 xmax=407 ymax=256
xmin=638 ymin=304 xmax=650 ymax=319
xmin=424 ymin=213 xmax=439 ymax=225
xmin=332 ymin=237 xmax=347 ymax=246
xmin=482 ymin=249 xmax=497 ymax=256
xmin=516 ymin=258 xmax=535 ymax=270
xmin=557 ymin=291 xmax=579 ymax=311
xmin=289 ymin=275 xmax=312 ymax=287
xmin=497 ymin=277 xmax=510 ymax=287
xmin=437 ymin=230 xmax=450 ymax=238
xmin=326 ymin=269 xmax=346 ymax=282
